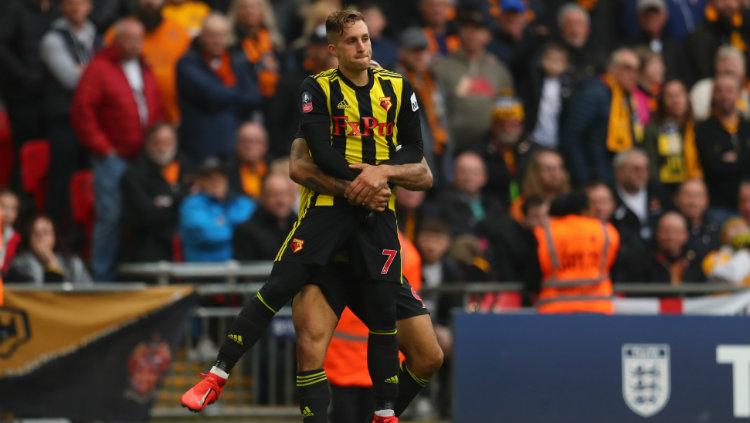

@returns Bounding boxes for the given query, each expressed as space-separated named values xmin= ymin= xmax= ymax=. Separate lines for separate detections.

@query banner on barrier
xmin=453 ymin=313 xmax=750 ymax=423
xmin=0 ymin=286 xmax=197 ymax=421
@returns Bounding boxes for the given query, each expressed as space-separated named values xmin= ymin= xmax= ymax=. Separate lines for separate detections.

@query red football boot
xmin=371 ymin=414 xmax=398 ymax=423
xmin=180 ymin=372 xmax=227 ymax=412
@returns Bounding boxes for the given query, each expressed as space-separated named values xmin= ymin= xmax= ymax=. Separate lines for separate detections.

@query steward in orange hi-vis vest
xmin=324 ymin=231 xmax=422 ymax=387
xmin=534 ymin=214 xmax=619 ymax=314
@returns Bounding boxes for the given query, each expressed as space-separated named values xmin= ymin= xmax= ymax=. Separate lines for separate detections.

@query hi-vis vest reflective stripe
xmin=534 ymin=215 xmax=620 ymax=314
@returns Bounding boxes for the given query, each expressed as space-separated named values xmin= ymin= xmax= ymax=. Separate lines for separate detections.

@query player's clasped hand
xmin=346 ymin=163 xmax=389 ymax=205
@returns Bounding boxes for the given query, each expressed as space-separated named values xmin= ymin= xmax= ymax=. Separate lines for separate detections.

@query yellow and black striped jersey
xmin=297 ymin=67 xmax=423 ymax=208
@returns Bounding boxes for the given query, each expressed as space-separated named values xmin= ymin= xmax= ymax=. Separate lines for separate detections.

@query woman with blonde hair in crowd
xmin=228 ymin=0 xmax=284 ymax=98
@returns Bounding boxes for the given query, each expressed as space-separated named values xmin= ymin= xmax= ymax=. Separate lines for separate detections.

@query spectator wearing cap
xmin=177 ymin=13 xmax=261 ymax=162
xmin=361 ymin=3 xmax=398 ymax=70
xmin=433 ymin=10 xmax=514 ymax=152
xmin=40 ymin=0 xmax=100 ymax=226
xmin=120 ymin=123 xmax=191 ymax=263
xmin=626 ymin=0 xmax=688 ymax=81
xmin=232 ymin=172 xmax=296 ymax=261
xmin=623 ymin=0 xmax=706 ymax=42
xmin=522 ymin=42 xmax=573 ymax=150
xmin=71 ymin=18 xmax=166 ymax=281
xmin=179 ymin=157 xmax=255 ymax=262
xmin=228 ymin=121 xmax=269 ymax=200
xmin=266 ymin=24 xmax=334 ymax=158
xmin=476 ymin=95 xmax=529 ymax=208
xmin=687 ymin=0 xmax=750 ymax=83
xmin=419 ymin=0 xmax=460 ymax=57
xmin=229 ymin=0 xmax=283 ymax=99
xmin=395 ymin=26 xmax=451 ymax=191
xmin=487 ymin=0 xmax=536 ymax=83
xmin=560 ymin=48 xmax=642 ymax=186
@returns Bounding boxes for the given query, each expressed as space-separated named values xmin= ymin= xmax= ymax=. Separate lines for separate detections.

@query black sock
xmin=297 ymin=369 xmax=330 ymax=423
xmin=216 ymin=294 xmax=275 ymax=371
xmin=367 ymin=329 xmax=399 ymax=411
xmin=395 ymin=361 xmax=429 ymax=416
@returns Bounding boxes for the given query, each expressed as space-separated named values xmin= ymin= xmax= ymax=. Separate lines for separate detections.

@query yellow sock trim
xmin=255 ymin=292 xmax=278 ymax=314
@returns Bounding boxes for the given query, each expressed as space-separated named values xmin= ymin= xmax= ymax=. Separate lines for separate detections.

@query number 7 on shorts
xmin=381 ymin=249 xmax=397 ymax=275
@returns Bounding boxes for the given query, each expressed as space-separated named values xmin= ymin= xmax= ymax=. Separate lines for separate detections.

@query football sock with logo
xmin=297 ymin=369 xmax=330 ymax=423
xmin=395 ymin=361 xmax=430 ymax=416
xmin=365 ymin=281 xmax=399 ymax=413
xmin=215 ymin=296 xmax=275 ymax=372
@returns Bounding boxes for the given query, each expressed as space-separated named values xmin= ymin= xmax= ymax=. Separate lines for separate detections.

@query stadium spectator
xmin=361 ymin=3 xmax=397 ymax=70
xmin=40 ymin=0 xmax=98 ymax=227
xmin=0 ymin=0 xmax=58 ymax=148
xmin=232 ymin=173 xmax=296 ymax=261
xmin=523 ymin=42 xmax=573 ymax=150
xmin=687 ymin=0 xmax=749 ymax=82
xmin=642 ymin=79 xmax=702 ymax=194
xmin=176 ymin=13 xmax=261 ymax=162
xmin=644 ymin=211 xmax=705 ymax=283
xmin=419 ymin=0 xmax=459 ymax=57
xmin=696 ymin=74 xmax=750 ymax=220
xmin=228 ymin=121 xmax=269 ymax=199
xmin=229 ymin=0 xmax=283 ymax=99
xmin=620 ymin=0 xmax=707 ymax=43
xmin=428 ymin=151 xmax=505 ymax=236
xmin=555 ymin=3 xmax=601 ymax=82
xmin=162 ymin=0 xmax=211 ymax=37
xmin=561 ymin=48 xmax=641 ymax=185
xmin=179 ymin=157 xmax=255 ymax=262
xmin=0 ymin=190 xmax=21 ymax=275
xmin=478 ymin=95 xmax=528 ymax=208
xmin=71 ymin=18 xmax=165 ymax=281
xmin=531 ymin=192 xmax=620 ymax=314
xmin=510 ymin=148 xmax=570 ymax=222
xmin=585 ymin=181 xmax=617 ymax=222
xmin=6 ymin=214 xmax=91 ymax=284
xmin=266 ymin=24 xmax=334 ymax=158
xmin=487 ymin=0 xmax=534 ymax=82
xmin=612 ymin=149 xmax=664 ymax=243
xmin=394 ymin=27 xmax=450 ymax=191
xmin=120 ymin=123 xmax=190 ymax=263
xmin=396 ymin=188 xmax=427 ymax=243
xmin=690 ymin=46 xmax=750 ymax=121
xmin=127 ymin=0 xmax=192 ymax=125
xmin=633 ymin=49 xmax=665 ymax=125
xmin=740 ymin=181 xmax=750 ymax=225
xmin=674 ymin=178 xmax=720 ymax=263
xmin=703 ymin=216 xmax=750 ymax=284
xmin=433 ymin=10 xmax=514 ymax=152
xmin=626 ymin=0 xmax=687 ymax=81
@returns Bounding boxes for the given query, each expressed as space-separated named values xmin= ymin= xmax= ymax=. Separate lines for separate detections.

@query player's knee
xmin=296 ymin=329 xmax=328 ymax=370
xmin=409 ymin=344 xmax=444 ymax=377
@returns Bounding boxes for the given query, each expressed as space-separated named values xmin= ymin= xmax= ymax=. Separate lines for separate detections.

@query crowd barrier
xmin=5 ymin=261 xmax=750 ymax=421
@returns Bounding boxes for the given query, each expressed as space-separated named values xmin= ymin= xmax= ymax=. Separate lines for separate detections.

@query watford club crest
xmin=379 ymin=96 xmax=392 ymax=112
xmin=290 ymin=238 xmax=304 ymax=253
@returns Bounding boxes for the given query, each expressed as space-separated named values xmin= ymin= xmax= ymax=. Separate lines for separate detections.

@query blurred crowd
xmin=3 ymin=0 xmax=750 ymax=304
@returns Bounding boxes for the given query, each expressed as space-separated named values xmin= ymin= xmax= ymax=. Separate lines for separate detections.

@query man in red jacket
xmin=71 ymin=17 xmax=165 ymax=281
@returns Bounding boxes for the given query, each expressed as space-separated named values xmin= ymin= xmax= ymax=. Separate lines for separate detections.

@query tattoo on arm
xmin=386 ymin=159 xmax=433 ymax=191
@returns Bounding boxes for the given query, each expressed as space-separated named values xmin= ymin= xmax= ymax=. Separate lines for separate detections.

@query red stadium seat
xmin=20 ymin=139 xmax=50 ymax=211
xmin=70 ymin=169 xmax=95 ymax=258
xmin=0 ymin=109 xmax=13 ymax=187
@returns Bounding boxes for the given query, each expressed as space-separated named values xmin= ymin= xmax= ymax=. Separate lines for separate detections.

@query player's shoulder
xmin=372 ymin=67 xmax=405 ymax=81
xmin=310 ymin=68 xmax=339 ymax=82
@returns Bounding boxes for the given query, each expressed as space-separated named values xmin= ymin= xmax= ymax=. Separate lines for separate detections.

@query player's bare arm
xmin=289 ymin=137 xmax=391 ymax=211
xmin=346 ymin=159 xmax=433 ymax=205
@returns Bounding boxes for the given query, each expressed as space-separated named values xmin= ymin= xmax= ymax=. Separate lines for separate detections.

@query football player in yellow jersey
xmin=182 ymin=10 xmax=428 ymax=423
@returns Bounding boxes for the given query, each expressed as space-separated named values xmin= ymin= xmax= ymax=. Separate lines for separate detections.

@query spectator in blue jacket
xmin=180 ymin=157 xmax=255 ymax=262
xmin=177 ymin=13 xmax=261 ymax=162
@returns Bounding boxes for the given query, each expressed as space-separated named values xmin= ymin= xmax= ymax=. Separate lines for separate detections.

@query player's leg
xmin=395 ymin=314 xmax=444 ymax=415
xmin=330 ymin=386 xmax=374 ymax=423
xmin=292 ymin=284 xmax=341 ymax=423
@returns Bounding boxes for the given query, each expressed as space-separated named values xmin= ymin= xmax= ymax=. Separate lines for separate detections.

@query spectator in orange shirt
xmin=162 ymin=0 xmax=211 ymax=37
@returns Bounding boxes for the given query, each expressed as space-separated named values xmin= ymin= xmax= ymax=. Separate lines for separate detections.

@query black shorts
xmin=311 ymin=258 xmax=429 ymax=323
xmin=276 ymin=204 xmax=402 ymax=283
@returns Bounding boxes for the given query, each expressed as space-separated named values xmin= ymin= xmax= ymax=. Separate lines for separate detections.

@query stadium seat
xmin=20 ymin=139 xmax=50 ymax=211
xmin=70 ymin=169 xmax=95 ymax=257
xmin=0 ymin=109 xmax=12 ymax=187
